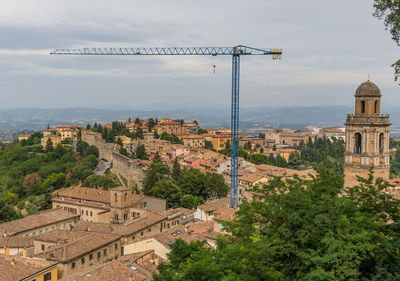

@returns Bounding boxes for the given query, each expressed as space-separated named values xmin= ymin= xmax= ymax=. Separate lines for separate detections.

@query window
xmin=141 ymin=232 xmax=143 ymax=236
xmin=115 ymin=243 xmax=118 ymax=250
xmin=375 ymin=100 xmax=378 ymax=113
xmin=81 ymin=257 xmax=85 ymax=264
xmin=124 ymin=193 xmax=127 ymax=201
xmin=114 ymin=193 xmax=117 ymax=202
xmin=132 ymin=235 xmax=135 ymax=240
xmin=72 ymin=262 xmax=76 ymax=269
xmin=104 ymin=248 xmax=107 ymax=256
xmin=86 ymin=210 xmax=88 ymax=216
xmin=148 ymin=228 xmax=151 ymax=232
xmin=90 ymin=211 xmax=93 ymax=216
xmin=361 ymin=101 xmax=365 ymax=113
xmin=97 ymin=251 xmax=101 ymax=259
xmin=41 ymin=244 xmax=45 ymax=251
xmin=354 ymin=133 xmax=362 ymax=154
xmin=44 ymin=272 xmax=51 ymax=281
xmin=32 ymin=279 xmax=37 ymax=281
xmin=379 ymin=133 xmax=384 ymax=154
xmin=89 ymin=253 xmax=93 ymax=260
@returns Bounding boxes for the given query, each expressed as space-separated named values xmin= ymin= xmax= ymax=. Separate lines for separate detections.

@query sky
xmin=0 ymin=0 xmax=398 ymax=110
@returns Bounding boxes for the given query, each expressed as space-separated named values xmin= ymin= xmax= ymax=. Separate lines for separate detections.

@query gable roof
xmin=0 ymin=208 xmax=80 ymax=237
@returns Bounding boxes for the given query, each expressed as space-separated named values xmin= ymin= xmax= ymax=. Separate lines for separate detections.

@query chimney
xmin=4 ymin=247 xmax=9 ymax=256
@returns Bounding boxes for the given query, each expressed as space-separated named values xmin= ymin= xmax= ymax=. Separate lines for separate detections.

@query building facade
xmin=344 ymin=80 xmax=391 ymax=187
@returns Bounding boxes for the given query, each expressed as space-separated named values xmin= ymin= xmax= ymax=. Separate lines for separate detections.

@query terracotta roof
xmin=36 ymin=232 xmax=120 ymax=263
xmin=73 ymin=212 xmax=166 ymax=237
xmin=19 ymin=134 xmax=32 ymax=137
xmin=389 ymin=178 xmax=400 ymax=186
xmin=0 ymin=236 xmax=34 ymax=248
xmin=0 ymin=208 xmax=80 ymax=237
xmin=60 ymin=250 xmax=164 ymax=281
xmin=239 ymin=173 xmax=264 ymax=183
xmin=56 ymin=186 xmax=110 ymax=204
xmin=34 ymin=229 xmax=90 ymax=244
xmin=150 ymin=225 xmax=209 ymax=248
xmin=183 ymin=134 xmax=205 ymax=139
xmin=197 ymin=198 xmax=229 ymax=213
xmin=187 ymin=221 xmax=214 ymax=233
xmin=213 ymin=206 xmax=235 ymax=221
xmin=0 ymin=255 xmax=58 ymax=281
xmin=160 ymin=121 xmax=180 ymax=125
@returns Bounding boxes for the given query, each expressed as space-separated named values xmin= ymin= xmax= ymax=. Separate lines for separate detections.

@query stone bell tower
xmin=344 ymin=80 xmax=391 ymax=187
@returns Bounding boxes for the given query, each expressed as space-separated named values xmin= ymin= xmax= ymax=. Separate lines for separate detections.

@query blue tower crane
xmin=51 ymin=45 xmax=282 ymax=208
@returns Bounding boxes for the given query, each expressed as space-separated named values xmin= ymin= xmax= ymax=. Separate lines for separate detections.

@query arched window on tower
xmin=375 ymin=101 xmax=378 ymax=114
xmin=361 ymin=101 xmax=365 ymax=114
xmin=114 ymin=193 xmax=117 ymax=203
xmin=354 ymin=133 xmax=362 ymax=154
xmin=379 ymin=133 xmax=384 ymax=154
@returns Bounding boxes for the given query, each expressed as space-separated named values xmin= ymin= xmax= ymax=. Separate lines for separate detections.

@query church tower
xmin=344 ymin=80 xmax=391 ymax=187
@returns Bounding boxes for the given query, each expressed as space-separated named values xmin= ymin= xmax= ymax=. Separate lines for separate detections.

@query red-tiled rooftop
xmin=0 ymin=208 xmax=80 ymax=237
xmin=55 ymin=186 xmax=111 ymax=204
xmin=0 ymin=255 xmax=58 ymax=281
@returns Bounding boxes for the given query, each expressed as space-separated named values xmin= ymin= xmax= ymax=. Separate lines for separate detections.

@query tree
xmin=373 ymin=0 xmax=400 ymax=83
xmin=135 ymin=144 xmax=148 ymax=160
xmin=154 ymin=131 xmax=160 ymax=139
xmin=135 ymin=117 xmax=141 ymax=124
xmin=45 ymin=138 xmax=53 ymax=151
xmin=86 ymin=145 xmax=99 ymax=158
xmin=142 ymin=162 xmax=170 ymax=194
xmin=77 ymin=140 xmax=89 ymax=157
xmin=154 ymin=167 xmax=400 ymax=280
xmin=181 ymin=194 xmax=201 ymax=209
xmin=83 ymin=175 xmax=117 ymax=189
xmin=243 ymin=141 xmax=251 ymax=150
xmin=204 ymin=140 xmax=213 ymax=150
xmin=204 ymin=173 xmax=229 ymax=199
xmin=172 ymin=158 xmax=181 ymax=182
xmin=22 ymin=173 xmax=41 ymax=195
xmin=148 ymin=179 xmax=182 ymax=208
xmin=179 ymin=168 xmax=206 ymax=197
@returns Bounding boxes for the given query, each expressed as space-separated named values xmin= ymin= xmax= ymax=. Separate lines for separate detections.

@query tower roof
xmin=355 ymin=80 xmax=381 ymax=97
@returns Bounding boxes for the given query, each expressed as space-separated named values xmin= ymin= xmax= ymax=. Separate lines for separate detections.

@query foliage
xmin=155 ymin=167 xmax=400 ymax=281
xmin=295 ymin=137 xmax=345 ymax=173
xmin=83 ymin=174 xmax=117 ymax=189
xmin=172 ymin=159 xmax=181 ymax=182
xmin=373 ymin=0 xmax=400 ymax=83
xmin=135 ymin=144 xmax=149 ymax=160
xmin=0 ymin=141 xmax=100 ymax=219
xmin=204 ymin=140 xmax=213 ymax=150
xmin=142 ymin=162 xmax=171 ymax=194
xmin=148 ymin=179 xmax=182 ymax=208
xmin=160 ymin=132 xmax=183 ymax=144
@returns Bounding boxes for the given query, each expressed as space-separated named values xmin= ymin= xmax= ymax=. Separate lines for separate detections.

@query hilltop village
xmin=1 ymin=81 xmax=400 ymax=280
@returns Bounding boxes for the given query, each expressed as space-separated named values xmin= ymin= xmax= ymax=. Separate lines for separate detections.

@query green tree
xmin=142 ymin=162 xmax=170 ymax=194
xmin=83 ymin=174 xmax=117 ymax=189
xmin=204 ymin=173 xmax=229 ymax=199
xmin=135 ymin=144 xmax=148 ymax=160
xmin=148 ymin=179 xmax=182 ymax=208
xmin=373 ymin=0 xmax=400 ymax=83
xmin=179 ymin=168 xmax=205 ymax=197
xmin=155 ymin=167 xmax=400 ymax=280
xmin=86 ymin=145 xmax=99 ymax=158
xmin=45 ymin=138 xmax=53 ymax=151
xmin=172 ymin=158 xmax=181 ymax=182
xmin=204 ymin=140 xmax=213 ymax=150
xmin=181 ymin=194 xmax=202 ymax=209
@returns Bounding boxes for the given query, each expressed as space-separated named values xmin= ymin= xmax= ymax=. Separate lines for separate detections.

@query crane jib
xmin=50 ymin=45 xmax=282 ymax=208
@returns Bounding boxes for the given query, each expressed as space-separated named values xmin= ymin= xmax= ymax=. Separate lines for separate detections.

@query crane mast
xmin=51 ymin=45 xmax=282 ymax=208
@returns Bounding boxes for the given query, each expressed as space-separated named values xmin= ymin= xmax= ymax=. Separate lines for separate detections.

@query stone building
xmin=344 ymin=80 xmax=391 ymax=187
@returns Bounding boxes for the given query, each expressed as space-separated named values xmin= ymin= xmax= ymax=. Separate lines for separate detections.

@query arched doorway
xmin=354 ymin=132 xmax=362 ymax=154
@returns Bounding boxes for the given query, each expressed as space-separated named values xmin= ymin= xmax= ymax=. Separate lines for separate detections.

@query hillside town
xmin=1 ymin=81 xmax=400 ymax=280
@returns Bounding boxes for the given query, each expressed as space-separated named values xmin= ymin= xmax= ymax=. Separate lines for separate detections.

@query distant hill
xmin=0 ymin=105 xmax=398 ymax=135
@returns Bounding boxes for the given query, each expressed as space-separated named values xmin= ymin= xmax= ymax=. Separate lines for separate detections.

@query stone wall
xmin=343 ymin=166 xmax=389 ymax=188
xmin=82 ymin=130 xmax=146 ymax=189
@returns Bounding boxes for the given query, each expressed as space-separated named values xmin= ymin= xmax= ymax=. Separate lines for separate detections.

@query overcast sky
xmin=0 ymin=0 xmax=398 ymax=110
